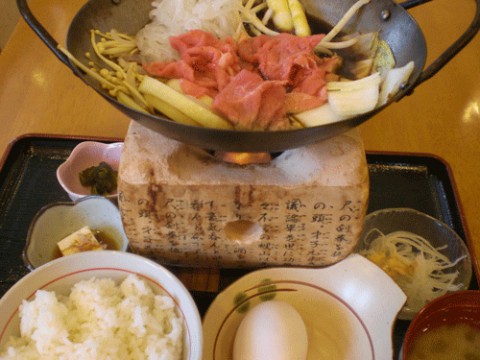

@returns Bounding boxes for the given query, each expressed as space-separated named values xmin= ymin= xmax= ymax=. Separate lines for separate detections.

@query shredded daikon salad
xmin=359 ymin=229 xmax=466 ymax=314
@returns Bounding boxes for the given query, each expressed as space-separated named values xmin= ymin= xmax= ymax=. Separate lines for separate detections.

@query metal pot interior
xmin=66 ymin=0 xmax=427 ymax=152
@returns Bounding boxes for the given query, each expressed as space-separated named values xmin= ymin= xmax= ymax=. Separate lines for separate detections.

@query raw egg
xmin=233 ymin=300 xmax=308 ymax=360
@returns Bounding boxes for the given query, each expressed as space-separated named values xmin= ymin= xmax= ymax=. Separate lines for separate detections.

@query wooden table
xmin=0 ymin=0 xmax=479 ymax=290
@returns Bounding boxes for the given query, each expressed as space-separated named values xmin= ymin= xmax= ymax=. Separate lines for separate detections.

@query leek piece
xmin=139 ymin=76 xmax=233 ymax=130
xmin=373 ymin=39 xmax=396 ymax=76
xmin=293 ymin=103 xmax=345 ymax=127
xmin=327 ymin=72 xmax=381 ymax=118
xmin=144 ymin=94 xmax=201 ymax=126
xmin=378 ymin=61 xmax=415 ymax=106
xmin=288 ymin=0 xmax=311 ymax=36
xmin=266 ymin=0 xmax=294 ymax=31
xmin=117 ymin=92 xmax=148 ymax=114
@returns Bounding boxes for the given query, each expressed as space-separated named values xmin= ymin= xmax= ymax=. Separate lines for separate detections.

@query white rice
xmin=0 ymin=275 xmax=183 ymax=360
xmin=136 ymin=0 xmax=242 ymax=62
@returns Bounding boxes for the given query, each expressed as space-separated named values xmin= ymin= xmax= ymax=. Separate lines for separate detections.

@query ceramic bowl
xmin=202 ymin=254 xmax=407 ymax=360
xmin=57 ymin=141 xmax=123 ymax=201
xmin=401 ymin=290 xmax=480 ymax=360
xmin=356 ymin=208 xmax=472 ymax=320
xmin=23 ymin=196 xmax=129 ymax=269
xmin=0 ymin=251 xmax=202 ymax=360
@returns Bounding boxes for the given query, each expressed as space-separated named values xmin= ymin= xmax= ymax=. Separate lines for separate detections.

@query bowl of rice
xmin=0 ymin=251 xmax=202 ymax=360
xmin=356 ymin=208 xmax=472 ymax=320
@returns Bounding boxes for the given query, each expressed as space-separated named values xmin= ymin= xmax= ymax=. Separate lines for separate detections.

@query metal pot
xmin=17 ymin=0 xmax=480 ymax=152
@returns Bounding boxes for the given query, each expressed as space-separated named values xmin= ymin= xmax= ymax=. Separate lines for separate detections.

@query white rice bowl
xmin=0 ymin=251 xmax=202 ymax=360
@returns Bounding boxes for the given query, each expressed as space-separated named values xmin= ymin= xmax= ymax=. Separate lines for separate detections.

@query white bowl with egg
xmin=0 ymin=251 xmax=202 ymax=360
xmin=23 ymin=195 xmax=129 ymax=269
xmin=202 ymin=253 xmax=406 ymax=360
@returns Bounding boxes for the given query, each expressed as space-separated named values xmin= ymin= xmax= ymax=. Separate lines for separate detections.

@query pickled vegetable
xmin=79 ymin=162 xmax=118 ymax=195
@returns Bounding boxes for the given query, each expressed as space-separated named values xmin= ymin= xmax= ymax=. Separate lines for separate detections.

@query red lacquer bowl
xmin=402 ymin=290 xmax=480 ymax=359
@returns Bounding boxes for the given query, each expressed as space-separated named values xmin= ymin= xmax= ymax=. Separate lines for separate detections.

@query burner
xmin=213 ymin=152 xmax=273 ymax=165
xmin=118 ymin=122 xmax=369 ymax=269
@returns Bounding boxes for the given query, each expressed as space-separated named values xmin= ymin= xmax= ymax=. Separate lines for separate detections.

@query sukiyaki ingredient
xmin=266 ymin=0 xmax=293 ymax=31
xmin=143 ymin=29 xmax=242 ymax=99
xmin=136 ymin=0 xmax=243 ymax=63
xmin=58 ymin=38 xmax=151 ymax=114
xmin=359 ymin=229 xmax=465 ymax=313
xmin=239 ymin=1 xmax=279 ymax=37
xmin=265 ymin=0 xmax=310 ymax=36
xmin=145 ymin=30 xmax=340 ymax=129
xmin=335 ymin=32 xmax=379 ymax=78
xmin=117 ymin=91 xmax=149 ymax=114
xmin=293 ymin=103 xmax=342 ymax=127
xmin=233 ymin=300 xmax=308 ymax=360
xmin=213 ymin=69 xmax=287 ymax=130
xmin=92 ymin=30 xmax=137 ymax=57
xmin=139 ymin=75 xmax=234 ymax=129
xmin=372 ymin=39 xmax=396 ymax=76
xmin=326 ymin=72 xmax=381 ymax=118
xmin=378 ymin=61 xmax=415 ymax=106
xmin=287 ymin=0 xmax=311 ymax=36
xmin=320 ymin=0 xmax=370 ymax=44
xmin=60 ymin=0 xmax=415 ymax=131
xmin=143 ymin=93 xmax=200 ymax=126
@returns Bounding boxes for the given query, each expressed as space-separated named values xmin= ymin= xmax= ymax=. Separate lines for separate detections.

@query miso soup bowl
xmin=402 ymin=290 xmax=480 ymax=360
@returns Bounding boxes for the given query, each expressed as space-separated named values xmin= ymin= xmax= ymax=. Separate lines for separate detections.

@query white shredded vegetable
xmin=321 ymin=0 xmax=370 ymax=43
xmin=359 ymin=229 xmax=466 ymax=314
xmin=136 ymin=0 xmax=243 ymax=62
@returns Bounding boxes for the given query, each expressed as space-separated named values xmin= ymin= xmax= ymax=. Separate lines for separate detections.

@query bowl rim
xmin=365 ymin=207 xmax=460 ymax=227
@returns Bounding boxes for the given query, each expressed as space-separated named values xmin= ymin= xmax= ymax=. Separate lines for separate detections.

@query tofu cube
xmin=57 ymin=226 xmax=103 ymax=256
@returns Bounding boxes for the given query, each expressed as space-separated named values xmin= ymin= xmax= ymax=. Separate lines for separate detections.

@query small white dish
xmin=23 ymin=196 xmax=129 ymax=269
xmin=57 ymin=141 xmax=123 ymax=201
xmin=0 ymin=251 xmax=202 ymax=360
xmin=202 ymin=254 xmax=406 ymax=360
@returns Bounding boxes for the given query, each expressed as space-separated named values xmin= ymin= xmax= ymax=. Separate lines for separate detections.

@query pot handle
xmin=16 ymin=0 xmax=75 ymax=71
xmin=399 ymin=0 xmax=480 ymax=87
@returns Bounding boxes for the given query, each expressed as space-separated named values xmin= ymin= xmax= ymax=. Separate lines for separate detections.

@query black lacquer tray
xmin=0 ymin=136 xmax=477 ymax=359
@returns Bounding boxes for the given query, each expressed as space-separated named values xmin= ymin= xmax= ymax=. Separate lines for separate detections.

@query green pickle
xmin=79 ymin=162 xmax=118 ymax=195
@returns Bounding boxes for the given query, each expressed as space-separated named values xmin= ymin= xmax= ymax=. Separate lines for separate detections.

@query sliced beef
xmin=144 ymin=30 xmax=341 ymax=130
xmin=213 ymin=69 xmax=288 ymax=130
